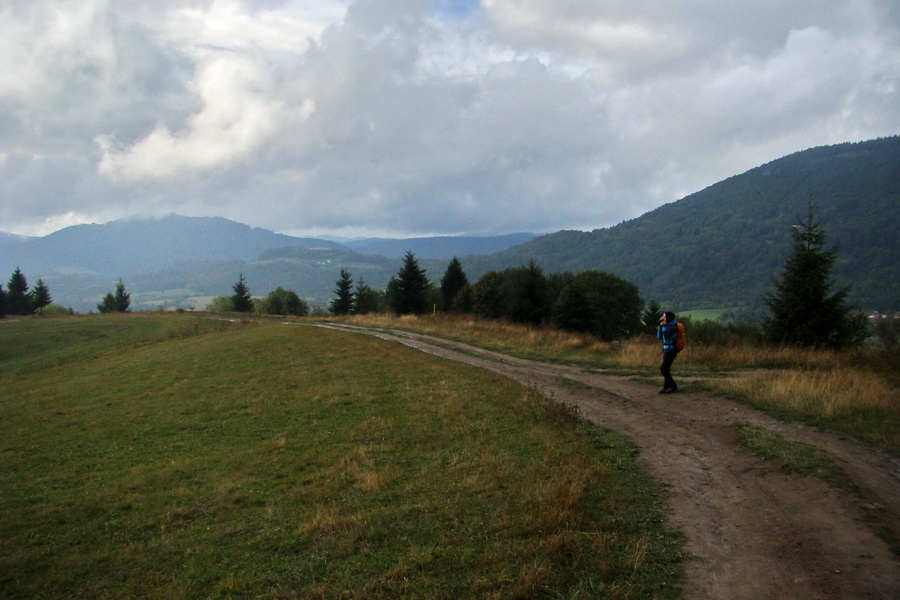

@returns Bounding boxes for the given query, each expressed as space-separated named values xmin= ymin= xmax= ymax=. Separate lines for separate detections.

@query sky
xmin=1 ymin=0 xmax=898 ymax=239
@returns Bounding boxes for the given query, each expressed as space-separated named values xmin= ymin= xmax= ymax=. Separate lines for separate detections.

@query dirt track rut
xmin=314 ymin=323 xmax=900 ymax=599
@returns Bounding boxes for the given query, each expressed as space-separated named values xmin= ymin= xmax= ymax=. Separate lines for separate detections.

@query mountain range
xmin=464 ymin=136 xmax=900 ymax=314
xmin=0 ymin=215 xmax=534 ymax=312
xmin=1 ymin=136 xmax=897 ymax=314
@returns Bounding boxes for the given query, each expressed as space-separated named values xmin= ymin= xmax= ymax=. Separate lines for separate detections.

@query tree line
xmin=0 ymin=268 xmax=53 ymax=317
xmin=205 ymin=274 xmax=311 ymax=317
xmin=326 ymin=251 xmax=647 ymax=341
xmin=7 ymin=205 xmax=866 ymax=351
xmin=206 ymin=204 xmax=869 ymax=350
xmin=0 ymin=269 xmax=138 ymax=317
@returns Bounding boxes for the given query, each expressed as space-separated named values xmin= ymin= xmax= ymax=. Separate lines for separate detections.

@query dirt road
xmin=315 ymin=323 xmax=900 ymax=600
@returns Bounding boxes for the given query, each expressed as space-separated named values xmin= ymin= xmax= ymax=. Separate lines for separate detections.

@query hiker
xmin=657 ymin=311 xmax=681 ymax=394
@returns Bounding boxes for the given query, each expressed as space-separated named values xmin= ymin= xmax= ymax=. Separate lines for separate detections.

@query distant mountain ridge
xmin=465 ymin=136 xmax=900 ymax=312
xmin=0 ymin=214 xmax=344 ymax=277
xmin=0 ymin=215 xmax=536 ymax=311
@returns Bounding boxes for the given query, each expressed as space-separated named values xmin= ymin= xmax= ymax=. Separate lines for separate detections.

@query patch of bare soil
xmin=315 ymin=323 xmax=900 ymax=599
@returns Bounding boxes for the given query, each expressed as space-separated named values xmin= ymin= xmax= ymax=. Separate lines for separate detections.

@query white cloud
xmin=0 ymin=0 xmax=898 ymax=237
xmin=98 ymin=55 xmax=315 ymax=180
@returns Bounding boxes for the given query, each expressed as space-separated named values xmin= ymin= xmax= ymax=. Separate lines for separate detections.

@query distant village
xmin=869 ymin=311 xmax=900 ymax=320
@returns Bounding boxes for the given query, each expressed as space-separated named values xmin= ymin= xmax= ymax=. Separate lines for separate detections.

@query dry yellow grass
xmin=342 ymin=313 xmax=610 ymax=357
xmin=716 ymin=368 xmax=898 ymax=418
xmin=606 ymin=335 xmax=848 ymax=372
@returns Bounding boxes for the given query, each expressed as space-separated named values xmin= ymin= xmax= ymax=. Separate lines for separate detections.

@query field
xmin=341 ymin=313 xmax=900 ymax=456
xmin=0 ymin=314 xmax=682 ymax=599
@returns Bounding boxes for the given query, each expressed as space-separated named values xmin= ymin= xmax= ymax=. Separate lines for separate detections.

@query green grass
xmin=1 ymin=315 xmax=683 ymax=599
xmin=676 ymin=308 xmax=732 ymax=322
xmin=733 ymin=423 xmax=848 ymax=486
xmin=0 ymin=312 xmax=241 ymax=377
xmin=733 ymin=422 xmax=900 ymax=554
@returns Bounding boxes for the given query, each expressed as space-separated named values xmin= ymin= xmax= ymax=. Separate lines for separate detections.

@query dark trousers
xmin=660 ymin=349 xmax=679 ymax=390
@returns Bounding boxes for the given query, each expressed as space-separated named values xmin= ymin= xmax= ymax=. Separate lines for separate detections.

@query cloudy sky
xmin=2 ymin=0 xmax=898 ymax=238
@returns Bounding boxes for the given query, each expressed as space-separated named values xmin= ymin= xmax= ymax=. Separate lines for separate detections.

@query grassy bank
xmin=338 ymin=314 xmax=900 ymax=455
xmin=1 ymin=314 xmax=682 ymax=599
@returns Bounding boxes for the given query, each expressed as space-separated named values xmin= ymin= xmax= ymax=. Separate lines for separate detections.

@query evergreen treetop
xmin=97 ymin=279 xmax=131 ymax=313
xmin=330 ymin=268 xmax=355 ymax=315
xmin=31 ymin=279 xmax=53 ymax=313
xmin=354 ymin=277 xmax=382 ymax=315
xmin=7 ymin=268 xmax=33 ymax=316
xmin=440 ymin=257 xmax=468 ymax=310
xmin=113 ymin=280 xmax=131 ymax=313
xmin=763 ymin=203 xmax=867 ymax=349
xmin=231 ymin=273 xmax=253 ymax=313
xmin=391 ymin=251 xmax=430 ymax=315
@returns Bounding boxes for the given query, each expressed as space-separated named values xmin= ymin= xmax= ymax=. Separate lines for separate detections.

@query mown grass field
xmin=0 ymin=314 xmax=683 ymax=599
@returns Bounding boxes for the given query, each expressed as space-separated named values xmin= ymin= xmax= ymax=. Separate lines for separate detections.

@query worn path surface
xmin=314 ymin=323 xmax=900 ymax=600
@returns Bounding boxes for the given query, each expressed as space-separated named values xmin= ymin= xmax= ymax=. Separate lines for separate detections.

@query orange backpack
xmin=675 ymin=322 xmax=686 ymax=352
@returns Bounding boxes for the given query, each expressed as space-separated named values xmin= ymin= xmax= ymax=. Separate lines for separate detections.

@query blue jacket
xmin=657 ymin=320 xmax=680 ymax=351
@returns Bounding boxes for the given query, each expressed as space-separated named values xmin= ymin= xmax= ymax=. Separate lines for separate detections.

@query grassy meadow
xmin=339 ymin=314 xmax=900 ymax=455
xmin=0 ymin=313 xmax=683 ymax=599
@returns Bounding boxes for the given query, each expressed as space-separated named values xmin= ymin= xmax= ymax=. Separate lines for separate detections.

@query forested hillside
xmin=347 ymin=233 xmax=536 ymax=259
xmin=466 ymin=137 xmax=900 ymax=313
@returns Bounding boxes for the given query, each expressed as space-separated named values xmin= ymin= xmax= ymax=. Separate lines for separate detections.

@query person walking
xmin=657 ymin=311 xmax=680 ymax=394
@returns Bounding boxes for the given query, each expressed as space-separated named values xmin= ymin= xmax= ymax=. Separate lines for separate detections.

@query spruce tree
xmin=391 ymin=251 xmax=430 ymax=315
xmin=30 ymin=279 xmax=52 ymax=313
xmin=440 ymin=257 xmax=468 ymax=311
xmin=354 ymin=277 xmax=381 ymax=314
xmin=97 ymin=292 xmax=117 ymax=313
xmin=763 ymin=203 xmax=867 ymax=349
xmin=98 ymin=280 xmax=131 ymax=313
xmin=231 ymin=274 xmax=254 ymax=313
xmin=7 ymin=268 xmax=33 ymax=315
xmin=113 ymin=280 xmax=131 ymax=312
xmin=503 ymin=260 xmax=548 ymax=325
xmin=329 ymin=268 xmax=355 ymax=315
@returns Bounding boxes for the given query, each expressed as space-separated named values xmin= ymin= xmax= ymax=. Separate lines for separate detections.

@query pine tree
xmin=113 ymin=280 xmax=131 ymax=312
xmin=440 ymin=257 xmax=468 ymax=311
xmin=504 ymin=260 xmax=548 ymax=325
xmin=391 ymin=251 xmax=430 ymax=315
xmin=7 ymin=268 xmax=33 ymax=315
xmin=329 ymin=268 xmax=355 ymax=315
xmin=98 ymin=280 xmax=131 ymax=313
xmin=30 ymin=279 xmax=52 ymax=313
xmin=231 ymin=274 xmax=253 ymax=313
xmin=763 ymin=203 xmax=868 ymax=349
xmin=354 ymin=277 xmax=381 ymax=314
xmin=97 ymin=292 xmax=117 ymax=313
